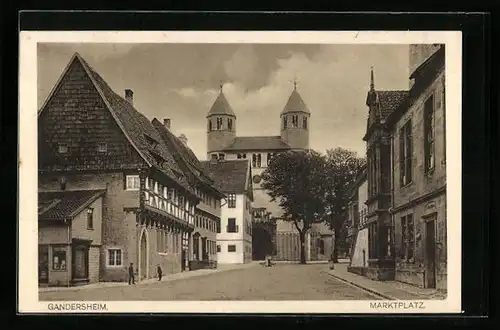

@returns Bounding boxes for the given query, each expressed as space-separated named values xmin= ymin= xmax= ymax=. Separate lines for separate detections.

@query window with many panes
xmin=400 ymin=214 xmax=415 ymax=261
xmin=399 ymin=119 xmax=413 ymax=187
xmin=424 ymin=95 xmax=435 ymax=172
xmin=126 ymin=175 xmax=140 ymax=190
xmin=107 ymin=248 xmax=122 ymax=267
xmin=227 ymin=218 xmax=238 ymax=233
xmin=52 ymin=246 xmax=67 ymax=270
xmin=227 ymin=193 xmax=236 ymax=208
xmin=228 ymin=245 xmax=236 ymax=252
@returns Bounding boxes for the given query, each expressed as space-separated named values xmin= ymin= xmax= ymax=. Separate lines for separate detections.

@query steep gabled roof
xmin=152 ymin=118 xmax=225 ymax=198
xmin=38 ymin=53 xmax=192 ymax=192
xmin=280 ymin=88 xmax=310 ymax=115
xmin=222 ymin=136 xmax=291 ymax=152
xmin=39 ymin=189 xmax=106 ymax=222
xmin=207 ymin=91 xmax=236 ymax=117
xmin=199 ymin=160 xmax=250 ymax=194
xmin=376 ymin=90 xmax=409 ymax=119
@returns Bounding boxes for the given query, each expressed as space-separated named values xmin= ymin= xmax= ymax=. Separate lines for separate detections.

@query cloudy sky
xmin=38 ymin=43 xmax=410 ymax=159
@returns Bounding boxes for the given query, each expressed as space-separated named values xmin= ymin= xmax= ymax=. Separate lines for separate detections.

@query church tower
xmin=206 ymin=85 xmax=237 ymax=158
xmin=280 ymin=81 xmax=310 ymax=151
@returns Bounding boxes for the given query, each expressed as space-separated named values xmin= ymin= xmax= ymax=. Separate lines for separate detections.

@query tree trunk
xmin=332 ymin=227 xmax=340 ymax=263
xmin=299 ymin=230 xmax=307 ymax=264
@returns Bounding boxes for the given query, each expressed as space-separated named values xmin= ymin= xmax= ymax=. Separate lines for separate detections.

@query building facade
xmin=152 ymin=118 xmax=225 ymax=270
xmin=38 ymin=190 xmax=105 ymax=286
xmin=347 ymin=166 xmax=370 ymax=273
xmin=386 ymin=45 xmax=446 ymax=290
xmin=363 ymin=69 xmax=408 ymax=280
xmin=200 ymin=159 xmax=254 ymax=264
xmin=205 ymin=84 xmax=330 ymax=261
xmin=38 ymin=53 xmax=221 ymax=286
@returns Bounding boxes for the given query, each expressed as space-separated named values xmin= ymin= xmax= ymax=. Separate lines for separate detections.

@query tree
xmin=261 ymin=150 xmax=327 ymax=264
xmin=324 ymin=148 xmax=365 ymax=262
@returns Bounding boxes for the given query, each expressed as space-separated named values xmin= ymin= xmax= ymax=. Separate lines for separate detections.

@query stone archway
xmin=252 ymin=226 xmax=274 ymax=260
xmin=138 ymin=227 xmax=149 ymax=280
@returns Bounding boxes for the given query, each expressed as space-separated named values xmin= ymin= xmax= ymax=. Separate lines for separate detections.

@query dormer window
xmin=58 ymin=143 xmax=68 ymax=154
xmin=97 ymin=142 xmax=107 ymax=153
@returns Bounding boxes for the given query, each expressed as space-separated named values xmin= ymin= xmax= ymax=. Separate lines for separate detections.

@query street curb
xmin=39 ymin=263 xmax=260 ymax=293
xmin=322 ymin=270 xmax=396 ymax=300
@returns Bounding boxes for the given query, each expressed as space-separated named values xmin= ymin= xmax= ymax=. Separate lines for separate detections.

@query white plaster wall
xmin=351 ymin=228 xmax=369 ymax=267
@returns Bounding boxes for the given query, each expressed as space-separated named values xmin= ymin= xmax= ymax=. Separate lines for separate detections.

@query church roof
xmin=280 ymin=88 xmax=310 ymax=115
xmin=376 ymin=90 xmax=408 ymax=119
xmin=199 ymin=160 xmax=250 ymax=194
xmin=222 ymin=136 xmax=291 ymax=152
xmin=207 ymin=91 xmax=236 ymax=117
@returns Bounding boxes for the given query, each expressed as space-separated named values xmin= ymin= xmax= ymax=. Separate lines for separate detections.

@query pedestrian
xmin=128 ymin=262 xmax=135 ymax=285
xmin=157 ymin=264 xmax=162 ymax=281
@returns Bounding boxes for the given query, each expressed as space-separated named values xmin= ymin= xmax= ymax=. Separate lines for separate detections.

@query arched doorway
xmin=252 ymin=227 xmax=273 ymax=260
xmin=139 ymin=230 xmax=148 ymax=279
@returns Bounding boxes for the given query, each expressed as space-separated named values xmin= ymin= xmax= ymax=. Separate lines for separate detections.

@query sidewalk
xmin=324 ymin=263 xmax=447 ymax=300
xmin=39 ymin=261 xmax=260 ymax=293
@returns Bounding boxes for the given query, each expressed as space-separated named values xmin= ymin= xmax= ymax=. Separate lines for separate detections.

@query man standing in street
xmin=157 ymin=264 xmax=163 ymax=281
xmin=128 ymin=263 xmax=135 ymax=285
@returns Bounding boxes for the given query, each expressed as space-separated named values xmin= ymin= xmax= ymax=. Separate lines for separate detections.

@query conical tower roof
xmin=207 ymin=90 xmax=236 ymax=117
xmin=280 ymin=84 xmax=310 ymax=115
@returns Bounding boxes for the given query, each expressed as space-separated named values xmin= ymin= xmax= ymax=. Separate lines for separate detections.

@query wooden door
xmin=425 ymin=219 xmax=437 ymax=288
xmin=72 ymin=245 xmax=89 ymax=280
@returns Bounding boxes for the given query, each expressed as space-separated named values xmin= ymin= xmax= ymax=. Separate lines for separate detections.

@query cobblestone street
xmin=39 ymin=263 xmax=378 ymax=301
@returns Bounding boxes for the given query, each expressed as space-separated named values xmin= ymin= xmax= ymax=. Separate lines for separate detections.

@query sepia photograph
xmin=18 ymin=31 xmax=462 ymax=314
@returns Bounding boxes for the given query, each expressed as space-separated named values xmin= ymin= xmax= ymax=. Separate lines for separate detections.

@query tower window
xmin=228 ymin=118 xmax=233 ymax=131
xmin=216 ymin=118 xmax=223 ymax=130
xmin=303 ymin=117 xmax=308 ymax=129
xmin=208 ymin=120 xmax=212 ymax=131
xmin=292 ymin=115 xmax=298 ymax=127
xmin=283 ymin=117 xmax=288 ymax=129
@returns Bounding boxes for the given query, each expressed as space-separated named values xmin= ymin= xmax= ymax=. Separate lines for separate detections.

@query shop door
xmin=425 ymin=219 xmax=437 ymax=288
xmin=38 ymin=245 xmax=49 ymax=284
xmin=72 ymin=245 xmax=89 ymax=280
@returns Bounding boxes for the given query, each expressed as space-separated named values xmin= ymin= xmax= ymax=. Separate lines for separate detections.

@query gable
xmin=38 ymin=58 xmax=146 ymax=172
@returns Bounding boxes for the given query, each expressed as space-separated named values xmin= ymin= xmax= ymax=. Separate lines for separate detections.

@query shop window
xmin=52 ymin=246 xmax=67 ymax=271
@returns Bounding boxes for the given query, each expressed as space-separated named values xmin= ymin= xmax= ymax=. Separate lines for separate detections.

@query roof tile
xmin=199 ymin=160 xmax=249 ymax=193
xmin=39 ymin=189 xmax=106 ymax=221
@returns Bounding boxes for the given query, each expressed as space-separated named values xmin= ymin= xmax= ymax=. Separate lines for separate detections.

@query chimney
xmin=164 ymin=118 xmax=171 ymax=129
xmin=178 ymin=134 xmax=188 ymax=146
xmin=125 ymin=89 xmax=133 ymax=105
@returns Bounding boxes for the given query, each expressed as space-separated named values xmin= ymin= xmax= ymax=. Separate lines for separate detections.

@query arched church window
xmin=303 ymin=116 xmax=308 ymax=129
xmin=228 ymin=118 xmax=233 ymax=131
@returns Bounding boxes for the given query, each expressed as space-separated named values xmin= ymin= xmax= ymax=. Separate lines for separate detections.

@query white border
xmin=19 ymin=31 xmax=462 ymax=314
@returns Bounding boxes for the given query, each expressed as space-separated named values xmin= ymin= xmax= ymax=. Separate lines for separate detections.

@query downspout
xmin=67 ymin=219 xmax=71 ymax=288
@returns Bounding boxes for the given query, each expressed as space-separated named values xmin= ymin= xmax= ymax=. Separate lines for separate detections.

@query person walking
xmin=128 ymin=263 xmax=135 ymax=285
xmin=157 ymin=264 xmax=163 ymax=281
